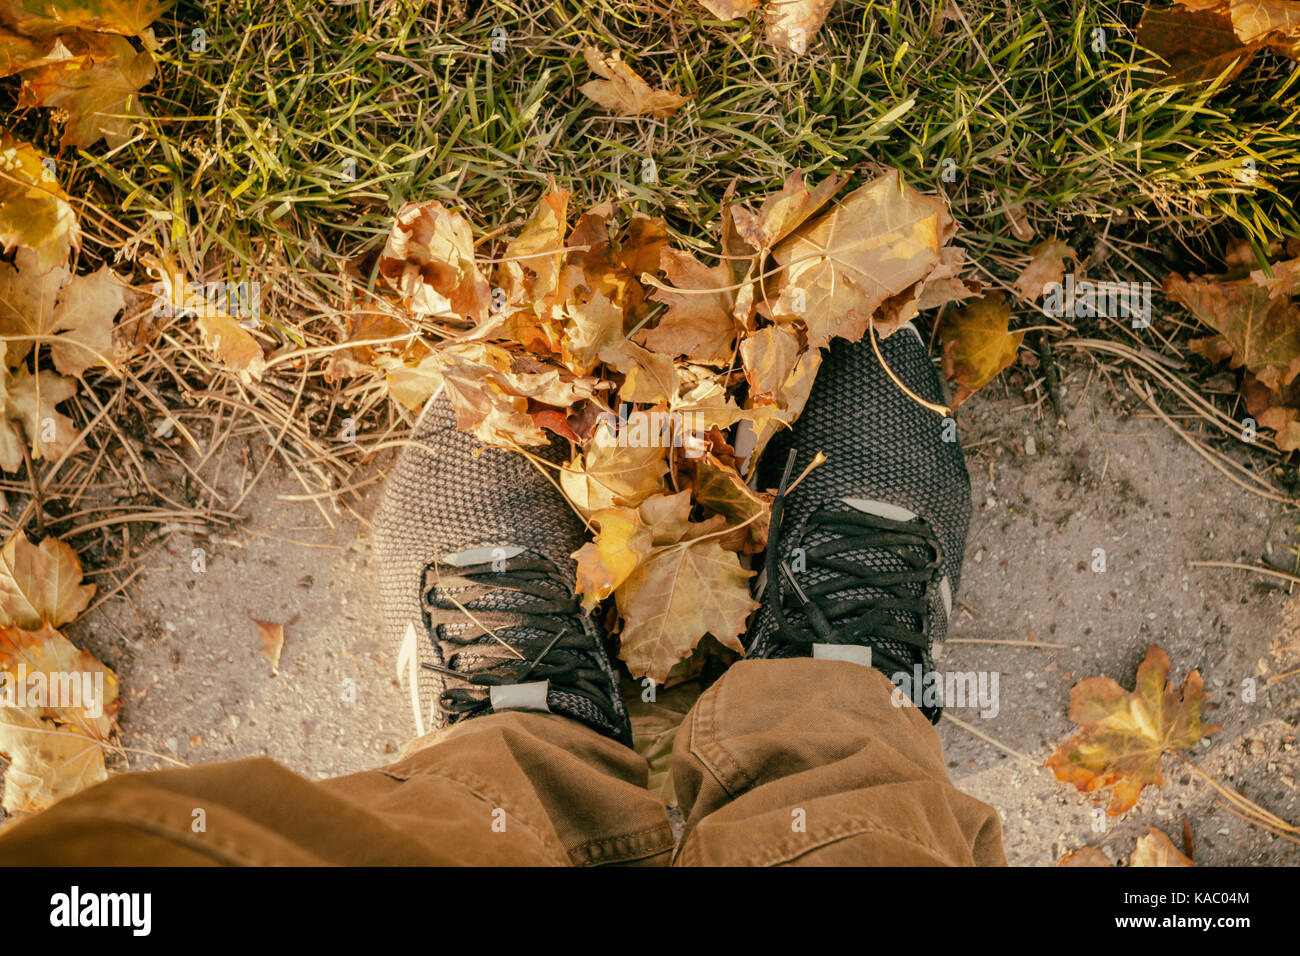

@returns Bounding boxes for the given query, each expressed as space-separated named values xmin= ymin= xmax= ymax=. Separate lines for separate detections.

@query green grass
xmin=11 ymin=0 xmax=1300 ymax=338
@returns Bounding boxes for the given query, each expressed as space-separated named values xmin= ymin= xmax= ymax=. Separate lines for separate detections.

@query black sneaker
xmin=749 ymin=323 xmax=972 ymax=722
xmin=373 ymin=396 xmax=632 ymax=746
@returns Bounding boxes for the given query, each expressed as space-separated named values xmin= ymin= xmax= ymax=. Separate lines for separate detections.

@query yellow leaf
xmin=763 ymin=0 xmax=837 ymax=53
xmin=770 ymin=170 xmax=954 ymax=348
xmin=572 ymin=507 xmax=654 ymax=610
xmin=692 ymin=453 xmax=771 ymax=552
xmin=579 ymin=45 xmax=691 ymax=117
xmin=0 ymin=622 xmax=120 ymax=812
xmin=1058 ymin=847 xmax=1112 ymax=866
xmin=1174 ymin=0 xmax=1300 ymax=58
xmin=379 ymin=352 xmax=443 ymax=411
xmin=698 ymin=0 xmax=760 ymax=19
xmin=560 ymin=424 xmax=668 ymax=516
xmin=938 ymin=291 xmax=1024 ymax=410
xmin=0 ymin=132 xmax=79 ymax=270
xmin=0 ymin=246 xmax=124 ymax=374
xmin=0 ymin=531 xmax=95 ymax=629
xmin=0 ymin=0 xmax=171 ymax=39
xmin=564 ymin=290 xmax=623 ymax=375
xmin=728 ymin=168 xmax=848 ymax=253
xmin=1165 ymin=263 xmax=1300 ymax=392
xmin=740 ymin=325 xmax=801 ymax=399
xmin=0 ymin=704 xmax=109 ymax=812
xmin=740 ymin=335 xmax=822 ymax=468
xmin=499 ymin=185 xmax=568 ymax=310
xmin=197 ymin=313 xmax=266 ymax=383
xmin=17 ymin=31 xmax=155 ymax=148
xmin=2 ymin=364 xmax=78 ymax=464
xmin=599 ymin=339 xmax=680 ymax=405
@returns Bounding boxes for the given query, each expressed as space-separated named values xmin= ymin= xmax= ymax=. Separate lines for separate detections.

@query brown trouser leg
xmin=0 ymin=659 xmax=1003 ymax=866
xmin=672 ymin=659 xmax=1005 ymax=865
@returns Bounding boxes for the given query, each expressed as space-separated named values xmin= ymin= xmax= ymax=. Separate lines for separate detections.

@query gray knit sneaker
xmin=749 ymin=323 xmax=972 ymax=722
xmin=373 ymin=394 xmax=632 ymax=746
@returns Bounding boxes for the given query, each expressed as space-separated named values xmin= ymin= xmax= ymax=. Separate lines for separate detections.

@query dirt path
xmin=25 ymin=358 xmax=1300 ymax=864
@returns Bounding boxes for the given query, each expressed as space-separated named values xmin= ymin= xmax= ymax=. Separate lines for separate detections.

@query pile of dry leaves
xmin=343 ymin=169 xmax=991 ymax=682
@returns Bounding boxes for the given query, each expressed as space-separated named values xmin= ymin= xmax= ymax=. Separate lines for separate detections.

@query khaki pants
xmin=0 ymin=659 xmax=1005 ymax=866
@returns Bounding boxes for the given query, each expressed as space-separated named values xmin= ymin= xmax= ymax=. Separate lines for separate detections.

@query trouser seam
xmin=568 ymin=821 xmax=676 ymax=866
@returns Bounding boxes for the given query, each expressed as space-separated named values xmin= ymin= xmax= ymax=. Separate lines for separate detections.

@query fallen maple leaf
xmin=599 ymin=339 xmax=680 ymax=404
xmin=614 ymin=529 xmax=757 ymax=682
xmin=1059 ymin=827 xmax=1193 ymax=867
xmin=0 ymin=622 xmax=120 ymax=812
xmin=144 ymin=256 xmax=267 ymax=384
xmin=1012 ymin=239 xmax=1075 ymax=304
xmin=697 ymin=0 xmax=836 ymax=54
xmin=699 ymin=0 xmax=760 ymax=19
xmin=1138 ymin=4 xmax=1263 ymax=84
xmin=738 ymin=326 xmax=822 ymax=468
xmin=379 ymin=351 xmax=442 ymax=410
xmin=762 ymin=0 xmax=836 ymax=53
xmin=739 ymin=324 xmax=801 ymax=398
xmin=251 ymin=618 xmax=285 ymax=676
xmin=939 ymin=292 xmax=1024 ymax=410
xmin=0 ymin=132 xmax=80 ymax=269
xmin=768 ymin=170 xmax=961 ymax=348
xmin=579 ymin=45 xmax=691 ymax=117
xmin=0 ymin=530 xmax=95 ymax=629
xmin=1242 ymin=369 xmax=1300 ymax=451
xmin=572 ymin=507 xmax=654 ymax=611
xmin=436 ymin=342 xmax=606 ymax=449
xmin=728 ymin=169 xmax=848 ymax=255
xmin=2 ymin=363 xmax=79 ymax=464
xmin=1165 ymin=262 xmax=1300 ymax=392
xmin=0 ymin=245 xmax=125 ymax=375
xmin=1058 ymin=847 xmax=1112 ymax=866
xmin=1130 ymin=827 xmax=1195 ymax=866
xmin=1174 ymin=0 xmax=1300 ymax=59
xmin=564 ymin=290 xmax=624 ymax=375
xmin=560 ymin=426 xmax=668 ymax=516
xmin=379 ymin=200 xmax=492 ymax=322
xmin=16 ymin=30 xmax=155 ymax=147
xmin=498 ymin=185 xmax=568 ymax=312
xmin=692 ymin=452 xmax=771 ymax=552
xmin=0 ymin=0 xmax=171 ymax=38
xmin=1047 ymin=644 xmax=1221 ymax=816
xmin=638 ymin=248 xmax=741 ymax=365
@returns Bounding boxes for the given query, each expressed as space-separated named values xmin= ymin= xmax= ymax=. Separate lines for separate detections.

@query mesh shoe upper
xmin=373 ymin=395 xmax=631 ymax=745
xmin=749 ymin=324 xmax=973 ymax=721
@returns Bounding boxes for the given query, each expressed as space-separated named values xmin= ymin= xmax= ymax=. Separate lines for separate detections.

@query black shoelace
xmin=419 ymin=555 xmax=622 ymax=730
xmin=764 ymin=452 xmax=944 ymax=675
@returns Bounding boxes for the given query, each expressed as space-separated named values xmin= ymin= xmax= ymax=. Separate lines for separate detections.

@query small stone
xmin=1024 ymin=435 xmax=1037 ymax=455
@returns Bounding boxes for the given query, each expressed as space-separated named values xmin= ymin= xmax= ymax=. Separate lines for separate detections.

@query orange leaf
xmin=1046 ymin=644 xmax=1221 ymax=816
xmin=251 ymin=618 xmax=285 ymax=676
